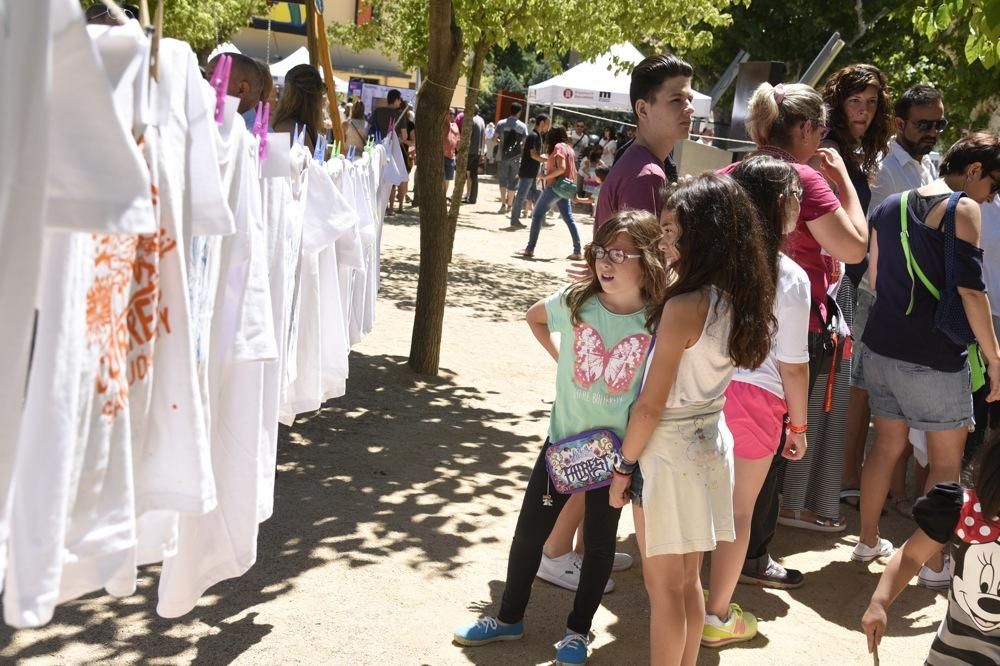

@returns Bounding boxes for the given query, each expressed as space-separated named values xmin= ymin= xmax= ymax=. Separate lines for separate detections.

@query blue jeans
xmin=510 ymin=177 xmax=538 ymax=226
xmin=526 ymin=186 xmax=580 ymax=254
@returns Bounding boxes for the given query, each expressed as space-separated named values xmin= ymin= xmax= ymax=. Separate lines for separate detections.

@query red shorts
xmin=723 ymin=381 xmax=787 ymax=460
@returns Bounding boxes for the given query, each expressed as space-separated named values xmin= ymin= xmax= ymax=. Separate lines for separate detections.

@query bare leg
xmin=681 ymin=552 xmax=706 ymax=666
xmin=889 ymin=447 xmax=910 ymax=500
xmin=842 ymin=386 xmax=870 ymax=489
xmin=543 ymin=493 xmax=585 ymax=558
xmin=859 ymin=416 xmax=909 ymax=547
xmin=397 ymin=181 xmax=408 ymax=210
xmin=922 ymin=427 xmax=966 ymax=571
xmin=707 ymin=455 xmax=772 ymax=619
xmin=636 ymin=503 xmax=691 ymax=666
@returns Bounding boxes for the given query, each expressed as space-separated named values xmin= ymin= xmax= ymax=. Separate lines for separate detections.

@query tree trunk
xmin=407 ymin=0 xmax=463 ymax=375
xmin=445 ymin=38 xmax=489 ymax=261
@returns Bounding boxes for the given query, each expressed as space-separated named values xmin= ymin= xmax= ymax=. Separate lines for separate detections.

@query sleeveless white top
xmin=665 ymin=287 xmax=734 ymax=409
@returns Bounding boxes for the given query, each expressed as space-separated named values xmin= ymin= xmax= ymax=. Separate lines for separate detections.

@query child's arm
xmin=609 ymin=292 xmax=707 ymax=508
xmin=777 ymin=361 xmax=809 ymax=459
xmin=526 ymin=299 xmax=558 ymax=362
xmin=861 ymin=527 xmax=944 ymax=653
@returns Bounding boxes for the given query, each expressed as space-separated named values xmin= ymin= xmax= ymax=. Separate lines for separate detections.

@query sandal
xmin=777 ymin=510 xmax=847 ymax=533
xmin=840 ymin=487 xmax=861 ymax=509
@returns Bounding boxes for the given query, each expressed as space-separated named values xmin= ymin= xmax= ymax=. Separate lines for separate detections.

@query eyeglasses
xmin=588 ymin=245 xmax=642 ymax=264
xmin=990 ymin=174 xmax=1000 ymax=195
xmin=909 ymin=118 xmax=948 ymax=132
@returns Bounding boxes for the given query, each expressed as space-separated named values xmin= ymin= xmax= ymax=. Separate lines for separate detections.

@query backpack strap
xmin=899 ymin=191 xmax=985 ymax=391
xmin=900 ymin=190 xmax=940 ymax=313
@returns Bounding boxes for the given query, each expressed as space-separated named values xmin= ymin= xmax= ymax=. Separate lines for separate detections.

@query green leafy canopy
xmin=80 ymin=0 xmax=268 ymax=54
xmin=330 ymin=0 xmax=747 ymax=74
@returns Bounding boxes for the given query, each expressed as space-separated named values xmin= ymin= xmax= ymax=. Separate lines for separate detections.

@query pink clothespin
xmin=253 ymin=102 xmax=270 ymax=160
xmin=211 ymin=54 xmax=233 ymax=125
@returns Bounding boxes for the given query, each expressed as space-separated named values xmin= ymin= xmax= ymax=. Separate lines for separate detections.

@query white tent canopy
xmin=269 ymin=46 xmax=348 ymax=94
xmin=527 ymin=43 xmax=711 ymax=119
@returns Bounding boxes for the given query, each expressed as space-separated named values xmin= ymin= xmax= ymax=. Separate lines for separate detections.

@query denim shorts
xmin=863 ymin=347 xmax=973 ymax=430
xmin=444 ymin=157 xmax=456 ymax=180
xmin=497 ymin=157 xmax=521 ymax=189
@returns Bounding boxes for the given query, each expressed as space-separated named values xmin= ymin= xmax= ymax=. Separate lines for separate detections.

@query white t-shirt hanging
xmin=732 ymin=254 xmax=811 ymax=399
xmin=157 ymin=39 xmax=234 ymax=239
xmin=281 ymin=159 xmax=358 ymax=422
xmin=2 ymin=8 xmax=163 ymax=626
xmin=319 ymin=160 xmax=362 ymax=401
xmin=158 ymin=116 xmax=274 ymax=619
xmin=0 ymin=2 xmax=151 ymax=599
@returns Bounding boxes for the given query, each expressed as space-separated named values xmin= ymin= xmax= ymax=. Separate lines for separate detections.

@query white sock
xmin=705 ymin=613 xmax=729 ymax=628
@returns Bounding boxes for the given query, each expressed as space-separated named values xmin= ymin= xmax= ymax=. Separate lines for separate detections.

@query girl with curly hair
xmin=608 ymin=174 xmax=776 ymax=666
xmin=822 ymin=63 xmax=893 ymax=210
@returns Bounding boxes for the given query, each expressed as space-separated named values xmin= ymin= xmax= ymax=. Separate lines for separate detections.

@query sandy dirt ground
xmin=0 ymin=174 xmax=948 ymax=665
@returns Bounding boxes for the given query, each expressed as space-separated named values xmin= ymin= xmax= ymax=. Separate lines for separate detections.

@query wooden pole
xmin=312 ymin=6 xmax=345 ymax=152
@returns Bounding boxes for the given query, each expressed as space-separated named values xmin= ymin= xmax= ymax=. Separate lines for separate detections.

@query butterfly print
xmin=573 ymin=325 xmax=651 ymax=394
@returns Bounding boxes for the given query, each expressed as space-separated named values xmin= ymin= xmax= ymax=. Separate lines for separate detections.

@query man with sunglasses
xmin=870 ymin=85 xmax=945 ymax=211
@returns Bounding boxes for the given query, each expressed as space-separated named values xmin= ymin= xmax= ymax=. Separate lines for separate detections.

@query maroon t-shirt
xmin=719 ymin=160 xmax=840 ymax=331
xmin=594 ymin=143 xmax=666 ymax=236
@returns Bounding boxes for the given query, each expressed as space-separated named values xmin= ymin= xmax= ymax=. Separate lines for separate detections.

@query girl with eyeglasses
xmin=855 ymin=132 xmax=1000 ymax=569
xmin=454 ymin=209 xmax=666 ymax=666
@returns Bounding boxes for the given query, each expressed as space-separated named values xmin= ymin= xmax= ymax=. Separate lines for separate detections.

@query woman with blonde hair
xmin=271 ymin=64 xmax=325 ymax=152
xmin=717 ymin=81 xmax=868 ymax=588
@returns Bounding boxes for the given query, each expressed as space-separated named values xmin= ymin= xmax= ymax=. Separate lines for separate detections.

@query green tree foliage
xmin=331 ymin=0 xmax=745 ymax=374
xmin=690 ymin=0 xmax=999 ymax=141
xmin=80 ymin=0 xmax=267 ymax=55
xmin=914 ymin=0 xmax=1000 ymax=68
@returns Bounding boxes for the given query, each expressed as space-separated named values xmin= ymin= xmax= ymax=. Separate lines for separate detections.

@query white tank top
xmin=665 ymin=287 xmax=735 ymax=409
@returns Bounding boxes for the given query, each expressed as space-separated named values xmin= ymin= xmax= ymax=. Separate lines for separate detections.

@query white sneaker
xmin=851 ymin=537 xmax=894 ymax=562
xmin=536 ymin=552 xmax=615 ymax=593
xmin=612 ymin=552 xmax=633 ymax=571
xmin=918 ymin=554 xmax=951 ymax=590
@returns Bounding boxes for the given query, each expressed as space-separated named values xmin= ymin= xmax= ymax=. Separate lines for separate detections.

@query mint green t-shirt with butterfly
xmin=544 ymin=286 xmax=654 ymax=443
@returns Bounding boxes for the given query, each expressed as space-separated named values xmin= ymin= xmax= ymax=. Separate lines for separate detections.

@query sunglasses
xmin=588 ymin=245 xmax=642 ymax=264
xmin=89 ymin=5 xmax=136 ymax=19
xmin=909 ymin=118 xmax=948 ymax=132
xmin=990 ymin=174 xmax=1000 ymax=196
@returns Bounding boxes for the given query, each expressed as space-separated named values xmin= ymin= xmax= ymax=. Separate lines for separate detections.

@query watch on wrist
xmin=612 ymin=451 xmax=637 ymax=475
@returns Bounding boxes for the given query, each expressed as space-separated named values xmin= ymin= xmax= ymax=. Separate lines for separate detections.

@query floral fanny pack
xmin=544 ymin=429 xmax=621 ymax=495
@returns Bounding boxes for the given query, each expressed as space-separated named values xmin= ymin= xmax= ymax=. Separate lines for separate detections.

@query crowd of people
xmin=453 ymin=52 xmax=1000 ymax=666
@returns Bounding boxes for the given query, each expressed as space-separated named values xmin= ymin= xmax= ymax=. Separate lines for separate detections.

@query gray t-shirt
xmin=469 ymin=115 xmax=486 ymax=155
xmin=496 ymin=116 xmax=527 ymax=160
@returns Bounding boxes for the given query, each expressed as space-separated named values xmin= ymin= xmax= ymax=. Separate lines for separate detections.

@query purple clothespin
xmin=313 ymin=134 xmax=328 ymax=163
xmin=211 ymin=54 xmax=232 ymax=125
xmin=253 ymin=102 xmax=270 ymax=160
xmin=347 ymin=145 xmax=355 ymax=161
